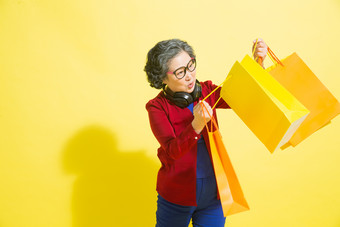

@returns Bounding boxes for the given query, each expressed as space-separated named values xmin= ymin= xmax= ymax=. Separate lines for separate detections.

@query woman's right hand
xmin=252 ymin=38 xmax=268 ymax=68
xmin=191 ymin=100 xmax=213 ymax=134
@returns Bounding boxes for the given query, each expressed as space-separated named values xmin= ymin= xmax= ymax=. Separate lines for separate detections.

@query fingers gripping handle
xmin=200 ymin=101 xmax=220 ymax=133
xmin=253 ymin=38 xmax=284 ymax=67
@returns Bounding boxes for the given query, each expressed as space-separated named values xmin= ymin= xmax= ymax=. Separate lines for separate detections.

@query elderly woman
xmin=144 ymin=39 xmax=267 ymax=227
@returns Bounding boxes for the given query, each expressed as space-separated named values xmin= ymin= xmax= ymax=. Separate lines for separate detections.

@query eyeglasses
xmin=167 ymin=58 xmax=196 ymax=79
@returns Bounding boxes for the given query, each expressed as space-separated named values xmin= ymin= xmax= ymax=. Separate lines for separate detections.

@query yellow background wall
xmin=1 ymin=0 xmax=339 ymax=226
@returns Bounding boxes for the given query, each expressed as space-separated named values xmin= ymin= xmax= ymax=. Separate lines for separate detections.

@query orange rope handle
xmin=268 ymin=47 xmax=284 ymax=66
xmin=200 ymin=101 xmax=211 ymax=132
xmin=267 ymin=50 xmax=277 ymax=64
xmin=200 ymin=101 xmax=220 ymax=132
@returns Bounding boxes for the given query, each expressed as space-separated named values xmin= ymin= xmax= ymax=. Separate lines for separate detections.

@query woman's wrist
xmin=191 ymin=119 xmax=204 ymax=134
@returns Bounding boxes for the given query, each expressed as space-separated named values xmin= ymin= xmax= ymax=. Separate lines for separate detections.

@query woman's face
xmin=163 ymin=51 xmax=196 ymax=93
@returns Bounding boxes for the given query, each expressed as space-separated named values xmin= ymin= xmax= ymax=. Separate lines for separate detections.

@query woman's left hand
xmin=252 ymin=38 xmax=268 ymax=68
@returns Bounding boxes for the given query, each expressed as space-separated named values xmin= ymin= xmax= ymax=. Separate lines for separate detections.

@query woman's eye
xmin=177 ymin=70 xmax=185 ymax=76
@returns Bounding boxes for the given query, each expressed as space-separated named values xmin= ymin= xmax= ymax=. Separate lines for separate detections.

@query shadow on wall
xmin=62 ymin=125 xmax=159 ymax=227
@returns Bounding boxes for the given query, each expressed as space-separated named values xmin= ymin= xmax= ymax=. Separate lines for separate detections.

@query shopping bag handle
xmin=253 ymin=39 xmax=284 ymax=67
xmin=200 ymin=38 xmax=278 ymax=110
xmin=200 ymin=101 xmax=220 ymax=133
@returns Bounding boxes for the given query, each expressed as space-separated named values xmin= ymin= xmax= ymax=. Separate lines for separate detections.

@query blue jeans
xmin=156 ymin=175 xmax=226 ymax=227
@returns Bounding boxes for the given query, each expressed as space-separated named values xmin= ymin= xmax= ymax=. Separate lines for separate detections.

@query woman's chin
xmin=188 ymin=87 xmax=195 ymax=93
xmin=173 ymin=86 xmax=195 ymax=93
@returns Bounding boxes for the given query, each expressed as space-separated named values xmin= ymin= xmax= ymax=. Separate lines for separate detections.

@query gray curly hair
xmin=144 ymin=39 xmax=196 ymax=89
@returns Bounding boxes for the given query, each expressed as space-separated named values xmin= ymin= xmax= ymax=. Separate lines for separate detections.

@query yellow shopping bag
xmin=220 ymin=55 xmax=310 ymax=153
xmin=201 ymin=102 xmax=249 ymax=217
xmin=266 ymin=51 xmax=340 ymax=148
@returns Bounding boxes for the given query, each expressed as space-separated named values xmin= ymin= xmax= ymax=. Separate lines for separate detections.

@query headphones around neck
xmin=162 ymin=80 xmax=202 ymax=108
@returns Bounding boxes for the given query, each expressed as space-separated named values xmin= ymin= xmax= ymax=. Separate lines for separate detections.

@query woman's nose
xmin=185 ymin=70 xmax=192 ymax=81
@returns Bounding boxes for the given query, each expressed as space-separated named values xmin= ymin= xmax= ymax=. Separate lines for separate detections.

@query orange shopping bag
xmin=263 ymin=46 xmax=340 ymax=148
xmin=201 ymin=102 xmax=249 ymax=217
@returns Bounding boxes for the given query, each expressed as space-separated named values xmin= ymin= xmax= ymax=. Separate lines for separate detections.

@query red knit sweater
xmin=146 ymin=80 xmax=230 ymax=206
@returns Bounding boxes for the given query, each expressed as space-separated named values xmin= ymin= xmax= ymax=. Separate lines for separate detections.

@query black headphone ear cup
xmin=173 ymin=92 xmax=193 ymax=106
xmin=162 ymin=80 xmax=202 ymax=108
xmin=191 ymin=80 xmax=202 ymax=101
xmin=163 ymin=86 xmax=192 ymax=108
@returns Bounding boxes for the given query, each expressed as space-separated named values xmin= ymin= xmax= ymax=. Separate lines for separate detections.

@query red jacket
xmin=146 ymin=80 xmax=230 ymax=206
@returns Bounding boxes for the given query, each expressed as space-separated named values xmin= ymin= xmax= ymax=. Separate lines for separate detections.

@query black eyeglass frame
xmin=167 ymin=58 xmax=196 ymax=79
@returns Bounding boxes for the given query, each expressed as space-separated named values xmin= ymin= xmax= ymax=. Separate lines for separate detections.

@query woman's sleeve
xmin=146 ymin=100 xmax=200 ymax=160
